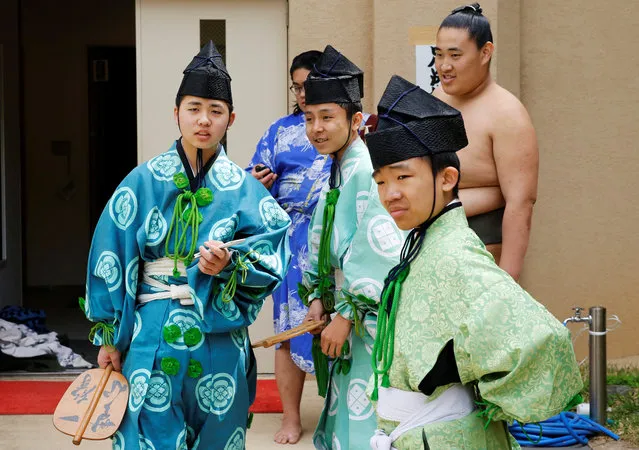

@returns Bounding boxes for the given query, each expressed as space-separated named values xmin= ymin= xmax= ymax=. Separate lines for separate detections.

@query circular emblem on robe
xmin=164 ymin=309 xmax=205 ymax=351
xmin=112 ymin=431 xmax=125 ymax=450
xmin=248 ymin=240 xmax=282 ymax=274
xmin=339 ymin=156 xmax=361 ymax=186
xmin=230 ymin=328 xmax=247 ymax=351
xmin=214 ymin=293 xmax=241 ymax=321
xmin=224 ymin=427 xmax=245 ymax=450
xmin=147 ymin=151 xmax=182 ymax=182
xmin=309 ymin=224 xmax=339 ymax=260
xmin=196 ymin=373 xmax=236 ymax=415
xmin=332 ymin=433 xmax=342 ymax=450
xmin=138 ymin=434 xmax=157 ymax=450
xmin=355 ymin=191 xmax=370 ymax=224
xmin=95 ymin=251 xmax=123 ymax=292
xmin=313 ymin=431 xmax=329 ymax=450
xmin=259 ymin=197 xmax=290 ymax=231
xmin=209 ymin=215 xmax=239 ymax=242
xmin=143 ymin=370 xmax=172 ymax=413
xmin=208 ymin=159 xmax=245 ymax=191
xmin=128 ymin=369 xmax=151 ymax=412
xmin=176 ymin=429 xmax=188 ymax=450
xmin=349 ymin=278 xmax=383 ymax=303
xmin=144 ymin=207 xmax=168 ymax=247
xmin=246 ymin=303 xmax=262 ymax=324
xmin=327 ymin=377 xmax=339 ymax=417
xmin=366 ymin=215 xmax=403 ymax=257
xmin=348 ymin=378 xmax=374 ymax=420
xmin=131 ymin=311 xmax=142 ymax=343
xmin=109 ymin=187 xmax=138 ymax=230
xmin=125 ymin=257 xmax=139 ymax=299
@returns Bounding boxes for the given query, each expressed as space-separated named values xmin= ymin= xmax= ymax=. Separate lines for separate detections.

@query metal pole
xmin=589 ymin=306 xmax=607 ymax=424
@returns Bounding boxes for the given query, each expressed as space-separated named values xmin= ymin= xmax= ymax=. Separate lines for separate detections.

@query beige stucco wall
xmin=519 ymin=1 xmax=639 ymax=359
xmin=291 ymin=1 xmax=639 ymax=359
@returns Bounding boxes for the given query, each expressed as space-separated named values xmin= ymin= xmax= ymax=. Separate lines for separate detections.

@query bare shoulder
xmin=486 ymin=84 xmax=534 ymax=129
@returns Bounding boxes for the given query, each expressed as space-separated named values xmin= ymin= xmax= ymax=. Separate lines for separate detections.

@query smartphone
xmin=255 ymin=164 xmax=269 ymax=173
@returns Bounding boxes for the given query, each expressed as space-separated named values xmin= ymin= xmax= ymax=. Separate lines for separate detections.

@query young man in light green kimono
xmin=365 ymin=75 xmax=583 ymax=449
xmin=299 ymin=46 xmax=406 ymax=449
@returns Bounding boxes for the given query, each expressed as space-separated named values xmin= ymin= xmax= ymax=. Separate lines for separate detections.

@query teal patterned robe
xmin=373 ymin=206 xmax=582 ymax=449
xmin=83 ymin=142 xmax=290 ymax=450
xmin=302 ymin=138 xmax=406 ymax=450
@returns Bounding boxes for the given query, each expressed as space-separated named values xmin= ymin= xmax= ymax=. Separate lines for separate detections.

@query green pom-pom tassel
xmin=195 ymin=187 xmax=213 ymax=206
xmin=187 ymin=359 xmax=203 ymax=378
xmin=325 ymin=188 xmax=340 ymax=205
xmin=173 ymin=173 xmax=189 ymax=189
xmin=382 ymin=373 xmax=391 ymax=388
xmin=161 ymin=357 xmax=180 ymax=376
xmin=163 ymin=325 xmax=182 ymax=344
xmin=371 ymin=387 xmax=379 ymax=402
xmin=183 ymin=327 xmax=202 ymax=347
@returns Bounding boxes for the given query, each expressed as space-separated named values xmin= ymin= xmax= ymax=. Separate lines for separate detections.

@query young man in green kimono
xmin=300 ymin=46 xmax=406 ymax=449
xmin=366 ymin=75 xmax=582 ymax=449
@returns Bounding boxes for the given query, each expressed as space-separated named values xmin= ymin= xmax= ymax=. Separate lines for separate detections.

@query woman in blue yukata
xmin=246 ymin=50 xmax=325 ymax=445
xmin=82 ymin=41 xmax=290 ymax=450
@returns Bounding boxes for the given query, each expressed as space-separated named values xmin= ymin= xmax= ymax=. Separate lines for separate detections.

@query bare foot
xmin=274 ymin=416 xmax=303 ymax=444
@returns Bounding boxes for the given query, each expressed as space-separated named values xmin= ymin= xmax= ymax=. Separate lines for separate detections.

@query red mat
xmin=0 ymin=378 xmax=282 ymax=415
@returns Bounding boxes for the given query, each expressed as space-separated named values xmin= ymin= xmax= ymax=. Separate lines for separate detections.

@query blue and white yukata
xmin=82 ymin=141 xmax=290 ymax=450
xmin=247 ymin=112 xmax=331 ymax=373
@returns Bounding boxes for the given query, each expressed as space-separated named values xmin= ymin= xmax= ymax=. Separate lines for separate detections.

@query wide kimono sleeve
xmin=334 ymin=176 xmax=404 ymax=332
xmin=300 ymin=187 xmax=332 ymax=304
xmin=453 ymin=280 xmax=583 ymax=424
xmin=83 ymin=171 xmax=146 ymax=352
xmin=188 ymin=175 xmax=291 ymax=334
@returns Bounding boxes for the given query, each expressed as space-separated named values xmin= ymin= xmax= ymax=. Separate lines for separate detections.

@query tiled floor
xmin=0 ymin=379 xmax=323 ymax=450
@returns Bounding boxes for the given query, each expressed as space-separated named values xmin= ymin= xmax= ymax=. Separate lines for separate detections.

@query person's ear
xmin=481 ymin=42 xmax=494 ymax=65
xmin=352 ymin=111 xmax=363 ymax=132
xmin=227 ymin=111 xmax=236 ymax=129
xmin=173 ymin=106 xmax=179 ymax=125
xmin=440 ymin=166 xmax=459 ymax=193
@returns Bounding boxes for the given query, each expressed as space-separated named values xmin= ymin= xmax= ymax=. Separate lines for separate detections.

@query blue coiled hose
xmin=508 ymin=411 xmax=619 ymax=447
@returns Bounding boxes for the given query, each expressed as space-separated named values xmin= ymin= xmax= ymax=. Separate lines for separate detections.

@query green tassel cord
xmin=88 ymin=322 xmax=116 ymax=348
xmin=312 ymin=336 xmax=330 ymax=398
xmin=165 ymin=172 xmax=213 ymax=278
xmin=344 ymin=294 xmax=376 ymax=338
xmin=315 ymin=188 xmax=340 ymax=313
xmin=370 ymin=266 xmax=409 ymax=401
xmin=220 ymin=253 xmax=259 ymax=303
xmin=78 ymin=297 xmax=87 ymax=314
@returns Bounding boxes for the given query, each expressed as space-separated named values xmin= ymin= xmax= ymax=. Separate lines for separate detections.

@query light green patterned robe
xmin=303 ymin=138 xmax=406 ymax=450
xmin=374 ymin=206 xmax=582 ymax=449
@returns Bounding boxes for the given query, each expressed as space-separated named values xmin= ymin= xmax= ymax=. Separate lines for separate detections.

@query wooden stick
xmin=72 ymin=363 xmax=114 ymax=445
xmin=193 ymin=238 xmax=246 ymax=260
xmin=252 ymin=320 xmax=324 ymax=348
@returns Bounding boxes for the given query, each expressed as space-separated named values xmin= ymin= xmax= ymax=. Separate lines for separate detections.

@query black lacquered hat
xmin=176 ymin=41 xmax=232 ymax=106
xmin=366 ymin=75 xmax=468 ymax=170
xmin=304 ymin=45 xmax=364 ymax=105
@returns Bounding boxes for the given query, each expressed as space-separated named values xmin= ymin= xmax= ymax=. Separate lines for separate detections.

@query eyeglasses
xmin=289 ymin=85 xmax=304 ymax=95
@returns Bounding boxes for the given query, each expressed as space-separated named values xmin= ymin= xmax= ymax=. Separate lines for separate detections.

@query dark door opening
xmin=88 ymin=46 xmax=137 ymax=233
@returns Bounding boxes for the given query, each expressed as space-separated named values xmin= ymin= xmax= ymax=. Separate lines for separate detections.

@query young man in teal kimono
xmin=299 ymin=46 xmax=406 ymax=449
xmin=81 ymin=41 xmax=290 ymax=449
xmin=366 ymin=75 xmax=582 ymax=449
